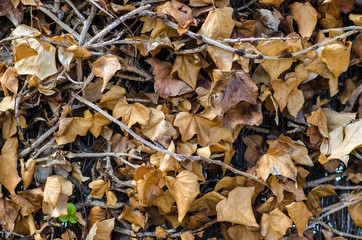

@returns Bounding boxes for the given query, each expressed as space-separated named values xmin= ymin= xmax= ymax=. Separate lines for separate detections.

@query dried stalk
xmin=79 ymin=4 xmax=97 ymax=46
xmin=318 ymin=220 xmax=362 ymax=239
xmin=74 ymin=94 xmax=269 ymax=187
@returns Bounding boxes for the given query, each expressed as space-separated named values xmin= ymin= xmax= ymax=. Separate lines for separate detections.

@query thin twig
xmin=79 ymin=4 xmax=96 ymax=46
xmin=39 ymin=6 xmax=81 ymax=41
xmin=221 ymin=36 xmax=300 ymax=43
xmin=64 ymin=0 xmax=86 ymax=21
xmin=175 ymin=45 xmax=207 ymax=54
xmin=74 ymin=94 xmax=269 ymax=187
xmin=19 ymin=120 xmax=60 ymax=158
xmin=321 ymin=26 xmax=362 ymax=32
xmin=236 ymin=0 xmax=258 ymax=11
xmin=85 ymin=4 xmax=152 ymax=45
xmin=75 ymin=200 xmax=125 ymax=210
xmin=344 ymin=82 xmax=362 ymax=112
xmin=317 ymin=221 xmax=362 ymax=239
xmin=304 ymin=173 xmax=343 ymax=188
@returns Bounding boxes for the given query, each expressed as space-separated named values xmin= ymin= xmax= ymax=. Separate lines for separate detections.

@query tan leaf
xmin=54 ymin=116 xmax=92 ymax=145
xmin=286 ymin=202 xmax=313 ymax=237
xmin=323 ymin=108 xmax=356 ymax=131
xmin=256 ymin=140 xmax=297 ymax=181
xmin=243 ymin=135 xmax=264 ymax=167
xmin=260 ymin=208 xmax=293 ymax=240
xmin=190 ymin=0 xmax=229 ymax=7
xmin=320 ymin=42 xmax=351 ymax=82
xmin=278 ymin=134 xmax=313 ymax=166
xmin=150 ymin=141 xmax=182 ymax=172
xmin=86 ymin=218 xmax=115 ymax=240
xmin=290 ymin=2 xmax=318 ymax=38
xmin=20 ymin=158 xmax=36 ymax=189
xmin=197 ymin=7 xmax=235 ymax=41
xmin=216 ymin=187 xmax=259 ymax=227
xmin=146 ymin=57 xmax=192 ymax=97
xmin=106 ymin=191 xmax=117 ymax=206
xmin=165 ymin=170 xmax=200 ymax=222
xmin=151 ymin=189 xmax=175 ymax=213
xmin=306 ymin=185 xmax=337 ymax=216
xmin=0 ymin=137 xmax=20 ymax=194
xmin=348 ymin=201 xmax=362 ymax=228
xmin=349 ymin=14 xmax=362 ymax=26
xmin=307 ymin=108 xmax=329 ymax=138
xmin=259 ymin=0 xmax=285 ymax=8
xmin=12 ymin=25 xmax=57 ymax=80
xmin=71 ymin=162 xmax=90 ymax=183
xmin=227 ymin=224 xmax=260 ymax=240
xmin=189 ymin=191 xmax=225 ymax=216
xmin=180 ymin=232 xmax=195 ymax=240
xmin=171 ymin=54 xmax=201 ymax=89
xmin=119 ymin=205 xmax=146 ymax=228
xmin=84 ymin=110 xmax=111 ymax=138
xmin=98 ymin=85 xmax=126 ymax=111
xmin=211 ymin=70 xmax=258 ymax=115
xmin=173 ymin=112 xmax=218 ymax=146
xmin=134 ymin=33 xmax=173 ymax=57
xmin=92 ymin=55 xmax=121 ymax=92
xmin=139 ymin=169 xmax=164 ymax=206
xmin=159 ymin=0 xmax=195 ymax=29
xmin=207 ymin=45 xmax=234 ymax=71
xmin=1 ymin=67 xmax=18 ymax=94
xmin=0 ymin=198 xmax=18 ymax=232
xmin=89 ymin=180 xmax=109 ymax=199
xmin=113 ymin=101 xmax=150 ymax=128
xmin=320 ymin=120 xmax=362 ymax=165
xmin=89 ymin=206 xmax=106 ymax=229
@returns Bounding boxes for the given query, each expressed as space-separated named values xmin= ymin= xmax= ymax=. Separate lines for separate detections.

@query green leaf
xmin=59 ymin=215 xmax=70 ymax=223
xmin=67 ymin=203 xmax=77 ymax=216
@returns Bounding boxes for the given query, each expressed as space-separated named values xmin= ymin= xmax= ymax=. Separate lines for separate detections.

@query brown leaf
xmin=173 ymin=112 xmax=218 ymax=146
xmin=278 ymin=134 xmax=313 ymax=166
xmin=92 ymin=55 xmax=121 ymax=92
xmin=0 ymin=198 xmax=19 ymax=232
xmin=306 ymin=185 xmax=337 ymax=216
xmin=260 ymin=208 xmax=293 ymax=240
xmin=20 ymin=158 xmax=36 ymax=189
xmin=84 ymin=110 xmax=111 ymax=138
xmin=243 ymin=135 xmax=264 ymax=167
xmin=256 ymin=140 xmax=297 ymax=181
xmin=1 ymin=67 xmax=18 ymax=94
xmin=286 ymin=202 xmax=313 ymax=237
xmin=113 ymin=101 xmax=150 ymax=128
xmin=119 ymin=205 xmax=146 ymax=228
xmin=259 ymin=0 xmax=285 ymax=8
xmin=89 ymin=180 xmax=109 ymax=199
xmin=224 ymin=102 xmax=263 ymax=128
xmin=190 ymin=0 xmax=229 ymax=7
xmin=227 ymin=224 xmax=260 ymax=240
xmin=290 ymin=2 xmax=318 ymax=38
xmin=0 ymin=0 xmax=24 ymax=26
xmin=150 ymin=141 xmax=182 ymax=172
xmin=87 ymin=218 xmax=115 ymax=240
xmin=159 ymin=0 xmax=195 ymax=30
xmin=140 ymin=169 xmax=164 ymax=206
xmin=171 ymin=54 xmax=201 ymax=89
xmin=0 ymin=137 xmax=20 ymax=194
xmin=189 ymin=191 xmax=225 ymax=216
xmin=307 ymin=108 xmax=329 ymax=138
xmin=216 ymin=187 xmax=259 ymax=227
xmin=348 ymin=201 xmax=362 ymax=228
xmin=211 ymin=70 xmax=258 ymax=115
xmin=54 ymin=115 xmax=92 ymax=145
xmin=165 ymin=170 xmax=200 ymax=222
xmin=349 ymin=14 xmax=362 ymax=26
xmin=146 ymin=57 xmax=192 ymax=97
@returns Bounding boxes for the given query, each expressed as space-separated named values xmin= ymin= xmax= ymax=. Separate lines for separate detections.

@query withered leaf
xmin=224 ymin=102 xmax=263 ymax=129
xmin=113 ymin=101 xmax=150 ymax=128
xmin=290 ymin=2 xmax=318 ymax=38
xmin=0 ymin=137 xmax=20 ymax=195
xmin=286 ymin=202 xmax=313 ymax=237
xmin=92 ymin=55 xmax=121 ymax=92
xmin=260 ymin=208 xmax=293 ymax=240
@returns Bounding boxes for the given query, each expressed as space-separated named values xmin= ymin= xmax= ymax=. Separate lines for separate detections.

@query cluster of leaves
xmin=0 ymin=0 xmax=361 ymax=239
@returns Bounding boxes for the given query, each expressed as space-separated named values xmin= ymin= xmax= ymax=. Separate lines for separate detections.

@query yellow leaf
xmin=165 ymin=170 xmax=200 ymax=222
xmin=216 ymin=187 xmax=259 ymax=227
xmin=290 ymin=2 xmax=318 ymax=38
xmin=349 ymin=14 xmax=362 ymax=26
xmin=98 ymin=85 xmax=126 ymax=110
xmin=259 ymin=0 xmax=285 ymax=8
xmin=89 ymin=180 xmax=109 ymax=199
xmin=320 ymin=42 xmax=351 ymax=80
xmin=113 ymin=101 xmax=150 ymax=128
xmin=260 ymin=208 xmax=293 ymax=240
xmin=118 ymin=205 xmax=146 ymax=228
xmin=0 ymin=137 xmax=20 ymax=194
xmin=54 ymin=116 xmax=92 ymax=145
xmin=307 ymin=108 xmax=329 ymax=138
xmin=171 ymin=54 xmax=201 ymax=89
xmin=92 ymin=55 xmax=121 ymax=92
xmin=286 ymin=202 xmax=313 ymax=237
xmin=173 ymin=112 xmax=218 ymax=146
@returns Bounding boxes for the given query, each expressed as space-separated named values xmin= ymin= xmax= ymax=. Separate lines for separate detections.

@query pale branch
xmin=304 ymin=173 xmax=343 ymax=188
xmin=175 ymin=44 xmax=207 ymax=54
xmin=221 ymin=36 xmax=300 ymax=43
xmin=19 ymin=120 xmax=60 ymax=158
xmin=141 ymin=11 xmax=359 ymax=60
xmin=75 ymin=200 xmax=125 ymax=210
xmin=79 ymin=4 xmax=96 ymax=46
xmin=64 ymin=0 xmax=86 ymax=21
xmin=39 ymin=6 xmax=81 ymax=41
xmin=344 ymin=82 xmax=362 ymax=112
xmin=321 ymin=25 xmax=362 ymax=32
xmin=306 ymin=199 xmax=361 ymax=230
xmin=318 ymin=220 xmax=362 ymax=239
xmin=73 ymin=94 xmax=269 ymax=187
xmin=85 ymin=4 xmax=151 ymax=45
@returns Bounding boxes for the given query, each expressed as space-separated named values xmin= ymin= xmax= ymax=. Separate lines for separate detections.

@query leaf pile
xmin=0 ymin=0 xmax=361 ymax=239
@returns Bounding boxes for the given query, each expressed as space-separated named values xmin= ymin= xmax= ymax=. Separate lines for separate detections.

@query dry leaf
xmin=259 ymin=0 xmax=285 ymax=8
xmin=224 ymin=102 xmax=263 ymax=128
xmin=119 ymin=205 xmax=146 ymax=228
xmin=113 ymin=101 xmax=150 ymax=128
xmin=260 ymin=208 xmax=293 ymax=240
xmin=290 ymin=2 xmax=318 ymax=38
xmin=165 ymin=170 xmax=200 ymax=222
xmin=171 ymin=54 xmax=201 ymax=89
xmin=286 ymin=202 xmax=313 ymax=237
xmin=20 ymin=158 xmax=36 ymax=189
xmin=89 ymin=180 xmax=109 ymax=199
xmin=216 ymin=187 xmax=259 ymax=227
xmin=86 ymin=218 xmax=115 ymax=240
xmin=92 ymin=55 xmax=121 ymax=92
xmin=227 ymin=224 xmax=260 ymax=240
xmin=0 ymin=137 xmax=20 ymax=194
xmin=307 ymin=108 xmax=329 ymax=138
xmin=54 ymin=115 xmax=92 ymax=145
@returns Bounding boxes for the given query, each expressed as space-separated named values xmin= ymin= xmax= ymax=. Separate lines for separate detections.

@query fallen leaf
xmin=1 ymin=67 xmax=18 ymax=94
xmin=113 ymin=101 xmax=150 ymax=128
xmin=165 ymin=170 xmax=200 ymax=222
xmin=224 ymin=102 xmax=263 ymax=128
xmin=98 ymin=85 xmax=126 ymax=111
xmin=89 ymin=180 xmax=109 ymax=199
xmin=306 ymin=185 xmax=337 ymax=216
xmin=174 ymin=112 xmax=218 ymax=146
xmin=227 ymin=224 xmax=260 ymax=240
xmin=0 ymin=198 xmax=18 ymax=232
xmin=260 ymin=208 xmax=293 ymax=240
xmin=159 ymin=0 xmax=196 ymax=30
xmin=0 ymin=137 xmax=20 ymax=194
xmin=307 ymin=108 xmax=329 ymax=138
xmin=216 ymin=187 xmax=259 ymax=227
xmin=54 ymin=115 xmax=92 ymax=145
xmin=290 ymin=2 xmax=318 ymax=38
xmin=286 ymin=202 xmax=313 ymax=237
xmin=349 ymin=14 xmax=362 ymax=26
xmin=171 ymin=54 xmax=201 ymax=89
xmin=259 ymin=0 xmax=285 ymax=8
xmin=119 ymin=205 xmax=146 ymax=228
xmin=92 ymin=55 xmax=121 ymax=92
xmin=0 ymin=0 xmax=23 ymax=26
xmin=86 ymin=218 xmax=115 ymax=240
xmin=189 ymin=191 xmax=225 ymax=215
xmin=146 ymin=57 xmax=193 ymax=97
xmin=348 ymin=201 xmax=362 ymax=228
xmin=20 ymin=158 xmax=36 ymax=189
